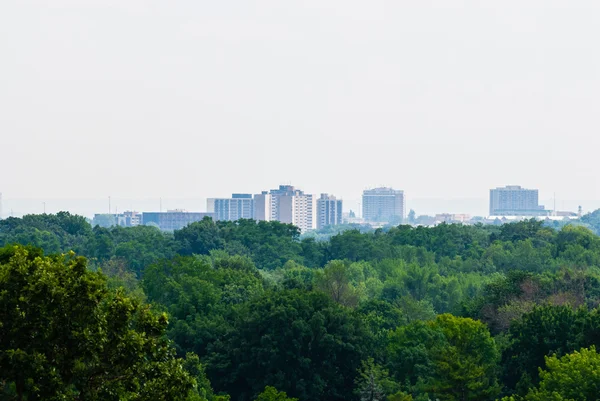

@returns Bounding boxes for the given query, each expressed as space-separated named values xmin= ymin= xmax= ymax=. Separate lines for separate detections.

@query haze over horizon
xmin=2 ymin=1 xmax=599 ymax=216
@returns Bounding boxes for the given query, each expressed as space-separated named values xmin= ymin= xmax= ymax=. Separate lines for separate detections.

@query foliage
xmin=206 ymin=290 xmax=372 ymax=401
xmin=388 ymin=314 xmax=500 ymax=401
xmin=6 ymin=213 xmax=600 ymax=400
xmin=254 ymin=386 xmax=298 ymax=401
xmin=0 ymin=245 xmax=205 ymax=401
xmin=354 ymin=358 xmax=399 ymax=401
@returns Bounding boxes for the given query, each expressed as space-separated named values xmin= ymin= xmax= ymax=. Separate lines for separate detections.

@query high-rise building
xmin=279 ymin=192 xmax=315 ymax=232
xmin=362 ymin=187 xmax=405 ymax=223
xmin=316 ymin=193 xmax=343 ymax=229
xmin=208 ymin=194 xmax=254 ymax=221
xmin=253 ymin=192 xmax=272 ymax=222
xmin=254 ymin=185 xmax=315 ymax=231
xmin=489 ymin=186 xmax=548 ymax=216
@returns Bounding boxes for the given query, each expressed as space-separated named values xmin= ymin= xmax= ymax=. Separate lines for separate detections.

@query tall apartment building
xmin=207 ymin=194 xmax=254 ymax=221
xmin=253 ymin=192 xmax=272 ymax=222
xmin=316 ymin=193 xmax=343 ymax=229
xmin=254 ymin=185 xmax=315 ymax=232
xmin=489 ymin=186 xmax=548 ymax=216
xmin=362 ymin=187 xmax=405 ymax=223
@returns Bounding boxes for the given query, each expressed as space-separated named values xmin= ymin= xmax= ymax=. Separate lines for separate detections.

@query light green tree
xmin=388 ymin=314 xmax=500 ymax=401
xmin=525 ymin=347 xmax=600 ymax=401
xmin=254 ymin=386 xmax=298 ymax=401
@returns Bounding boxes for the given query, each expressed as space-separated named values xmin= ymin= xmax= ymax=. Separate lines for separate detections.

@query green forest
xmin=4 ymin=211 xmax=600 ymax=400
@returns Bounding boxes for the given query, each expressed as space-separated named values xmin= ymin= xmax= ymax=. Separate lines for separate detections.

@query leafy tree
xmin=314 ymin=260 xmax=360 ymax=307
xmin=388 ymin=314 xmax=500 ymax=401
xmin=354 ymin=358 xmax=399 ymax=401
xmin=207 ymin=290 xmax=371 ymax=401
xmin=387 ymin=392 xmax=414 ymax=401
xmin=501 ymin=305 xmax=587 ymax=393
xmin=175 ymin=218 xmax=225 ymax=256
xmin=0 ymin=245 xmax=207 ymax=401
xmin=254 ymin=386 xmax=298 ymax=401
xmin=524 ymin=347 xmax=600 ymax=401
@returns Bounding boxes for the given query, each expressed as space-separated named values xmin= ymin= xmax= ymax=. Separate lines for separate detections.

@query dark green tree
xmin=0 ymin=245 xmax=206 ymax=401
xmin=207 ymin=290 xmax=372 ymax=401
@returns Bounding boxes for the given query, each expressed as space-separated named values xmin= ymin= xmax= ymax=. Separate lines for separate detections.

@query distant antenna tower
xmin=578 ymin=205 xmax=583 ymax=218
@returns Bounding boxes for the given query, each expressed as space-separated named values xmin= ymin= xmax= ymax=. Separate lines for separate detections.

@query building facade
xmin=208 ymin=194 xmax=254 ymax=221
xmin=362 ymin=187 xmax=405 ymax=223
xmin=254 ymin=185 xmax=315 ymax=232
xmin=116 ymin=211 xmax=142 ymax=227
xmin=142 ymin=210 xmax=215 ymax=231
xmin=489 ymin=186 xmax=548 ymax=216
xmin=316 ymin=193 xmax=343 ymax=229
xmin=253 ymin=192 xmax=272 ymax=222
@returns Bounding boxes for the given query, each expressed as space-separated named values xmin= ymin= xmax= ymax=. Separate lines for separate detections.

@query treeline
xmin=4 ymin=213 xmax=600 ymax=400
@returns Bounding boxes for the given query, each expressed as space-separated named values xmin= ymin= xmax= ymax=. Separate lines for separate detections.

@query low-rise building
xmin=142 ymin=210 xmax=215 ymax=231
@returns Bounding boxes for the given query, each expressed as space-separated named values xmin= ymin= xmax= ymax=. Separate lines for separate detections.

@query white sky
xmin=1 ymin=1 xmax=599 ymax=216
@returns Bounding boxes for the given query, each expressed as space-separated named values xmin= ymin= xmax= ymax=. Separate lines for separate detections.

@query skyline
xmin=0 ymin=190 xmax=595 ymax=220
xmin=2 ymin=1 xmax=600 ymax=207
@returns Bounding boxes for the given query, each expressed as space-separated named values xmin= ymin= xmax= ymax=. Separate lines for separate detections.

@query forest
xmin=4 ymin=211 xmax=600 ymax=400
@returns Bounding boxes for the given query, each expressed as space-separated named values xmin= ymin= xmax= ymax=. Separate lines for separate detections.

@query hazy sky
xmin=1 ymin=1 xmax=599 ymax=216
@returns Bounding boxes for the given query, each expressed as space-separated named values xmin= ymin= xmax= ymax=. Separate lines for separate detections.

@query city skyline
xmin=0 ymin=184 xmax=592 ymax=221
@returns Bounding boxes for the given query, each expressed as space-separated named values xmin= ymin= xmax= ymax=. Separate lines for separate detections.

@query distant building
xmin=208 ymin=194 xmax=254 ymax=221
xmin=316 ymin=194 xmax=343 ymax=229
xmin=142 ymin=210 xmax=215 ymax=231
xmin=93 ymin=211 xmax=142 ymax=228
xmin=253 ymin=192 xmax=272 ymax=222
xmin=434 ymin=213 xmax=471 ymax=224
xmin=362 ymin=187 xmax=405 ymax=223
xmin=92 ymin=214 xmax=117 ymax=228
xmin=489 ymin=186 xmax=549 ymax=216
xmin=116 ymin=211 xmax=142 ymax=227
xmin=253 ymin=185 xmax=315 ymax=232
xmin=279 ymin=192 xmax=315 ymax=232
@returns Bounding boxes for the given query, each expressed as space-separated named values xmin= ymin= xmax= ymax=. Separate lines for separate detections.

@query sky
xmin=1 ymin=1 xmax=599 ymax=217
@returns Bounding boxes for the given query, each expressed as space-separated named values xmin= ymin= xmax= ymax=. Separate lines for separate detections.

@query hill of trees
xmin=4 ymin=213 xmax=600 ymax=400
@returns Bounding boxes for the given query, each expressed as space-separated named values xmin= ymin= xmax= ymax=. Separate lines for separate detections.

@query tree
xmin=207 ymin=290 xmax=371 ymax=401
xmin=175 ymin=218 xmax=224 ymax=256
xmin=0 ymin=245 xmax=206 ymax=401
xmin=254 ymin=386 xmax=298 ymax=401
xmin=388 ymin=314 xmax=500 ymax=401
xmin=501 ymin=305 xmax=587 ymax=393
xmin=354 ymin=358 xmax=399 ymax=401
xmin=524 ymin=347 xmax=600 ymax=401
xmin=314 ymin=260 xmax=360 ymax=307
